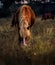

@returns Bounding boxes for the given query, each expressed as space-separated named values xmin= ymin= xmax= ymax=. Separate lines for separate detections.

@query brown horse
xmin=42 ymin=12 xmax=54 ymax=20
xmin=11 ymin=5 xmax=36 ymax=46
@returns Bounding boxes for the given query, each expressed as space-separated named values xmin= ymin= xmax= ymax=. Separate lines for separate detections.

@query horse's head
xmin=19 ymin=15 xmax=31 ymax=46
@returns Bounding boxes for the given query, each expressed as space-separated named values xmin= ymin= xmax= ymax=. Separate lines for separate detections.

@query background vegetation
xmin=0 ymin=17 xmax=55 ymax=65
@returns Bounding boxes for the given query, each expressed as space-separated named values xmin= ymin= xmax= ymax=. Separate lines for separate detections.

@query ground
xmin=0 ymin=17 xmax=55 ymax=65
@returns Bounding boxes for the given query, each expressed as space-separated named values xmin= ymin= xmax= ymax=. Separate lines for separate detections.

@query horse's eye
xmin=27 ymin=26 xmax=29 ymax=29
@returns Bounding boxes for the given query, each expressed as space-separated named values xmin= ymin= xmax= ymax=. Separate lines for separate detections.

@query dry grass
xmin=0 ymin=17 xmax=55 ymax=65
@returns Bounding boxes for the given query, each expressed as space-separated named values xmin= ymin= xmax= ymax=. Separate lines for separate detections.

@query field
xmin=0 ymin=17 xmax=55 ymax=65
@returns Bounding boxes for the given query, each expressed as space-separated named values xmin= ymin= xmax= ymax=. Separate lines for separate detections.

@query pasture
xmin=0 ymin=17 xmax=55 ymax=65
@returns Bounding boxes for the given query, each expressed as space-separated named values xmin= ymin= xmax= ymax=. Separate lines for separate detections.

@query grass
xmin=0 ymin=17 xmax=55 ymax=65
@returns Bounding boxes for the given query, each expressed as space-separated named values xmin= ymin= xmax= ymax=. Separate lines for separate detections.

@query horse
xmin=42 ymin=12 xmax=54 ymax=20
xmin=11 ymin=5 xmax=36 ymax=46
